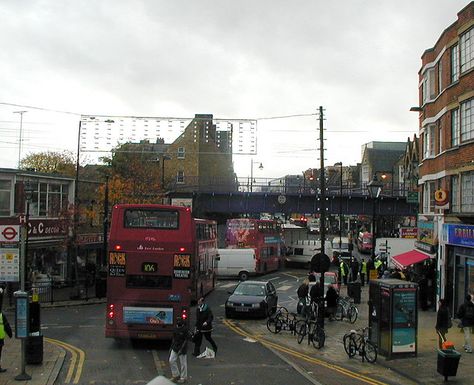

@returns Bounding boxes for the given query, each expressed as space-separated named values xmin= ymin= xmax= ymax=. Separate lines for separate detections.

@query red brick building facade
xmin=416 ymin=2 xmax=474 ymax=312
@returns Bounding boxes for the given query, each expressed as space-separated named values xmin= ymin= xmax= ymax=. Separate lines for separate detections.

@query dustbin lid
xmin=438 ymin=349 xmax=461 ymax=357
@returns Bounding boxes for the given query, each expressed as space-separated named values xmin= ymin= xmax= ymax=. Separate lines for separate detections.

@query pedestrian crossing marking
xmin=277 ymin=285 xmax=292 ymax=291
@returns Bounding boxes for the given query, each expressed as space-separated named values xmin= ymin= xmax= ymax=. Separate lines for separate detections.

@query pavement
xmin=0 ymin=285 xmax=473 ymax=385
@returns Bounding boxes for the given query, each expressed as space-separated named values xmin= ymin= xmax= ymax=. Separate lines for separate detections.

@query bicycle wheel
xmin=364 ymin=341 xmax=378 ymax=363
xmin=335 ymin=304 xmax=344 ymax=321
xmin=343 ymin=333 xmax=357 ymax=357
xmin=296 ymin=321 xmax=308 ymax=344
xmin=311 ymin=325 xmax=325 ymax=349
xmin=266 ymin=316 xmax=282 ymax=334
xmin=348 ymin=306 xmax=358 ymax=324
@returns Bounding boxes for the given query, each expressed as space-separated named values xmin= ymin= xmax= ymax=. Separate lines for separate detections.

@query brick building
xmin=415 ymin=2 xmax=474 ymax=312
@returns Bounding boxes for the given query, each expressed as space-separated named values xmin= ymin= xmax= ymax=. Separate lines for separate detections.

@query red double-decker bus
xmin=105 ymin=204 xmax=218 ymax=340
xmin=225 ymin=218 xmax=282 ymax=274
xmin=357 ymin=231 xmax=373 ymax=254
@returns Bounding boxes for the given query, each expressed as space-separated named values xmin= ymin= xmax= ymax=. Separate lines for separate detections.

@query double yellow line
xmin=223 ymin=319 xmax=388 ymax=385
xmin=45 ymin=337 xmax=85 ymax=384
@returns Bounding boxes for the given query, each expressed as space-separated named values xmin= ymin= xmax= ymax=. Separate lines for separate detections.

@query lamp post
xmin=23 ymin=180 xmax=34 ymax=288
xmin=335 ymin=162 xmax=343 ymax=252
xmin=160 ymin=155 xmax=171 ymax=204
xmin=250 ymin=159 xmax=263 ymax=192
xmin=367 ymin=175 xmax=383 ymax=262
xmin=14 ymin=111 xmax=27 ymax=169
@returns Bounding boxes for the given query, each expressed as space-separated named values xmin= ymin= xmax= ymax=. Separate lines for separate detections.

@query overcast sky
xmin=0 ymin=0 xmax=470 ymax=179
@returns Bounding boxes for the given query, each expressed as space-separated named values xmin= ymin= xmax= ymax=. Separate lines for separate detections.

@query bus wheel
xmin=238 ymin=271 xmax=249 ymax=281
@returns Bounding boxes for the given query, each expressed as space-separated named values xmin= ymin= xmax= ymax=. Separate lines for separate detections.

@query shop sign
xmin=76 ymin=233 xmax=103 ymax=245
xmin=407 ymin=191 xmax=418 ymax=204
xmin=400 ymin=227 xmax=417 ymax=239
xmin=435 ymin=189 xmax=449 ymax=209
xmin=444 ymin=224 xmax=474 ymax=248
xmin=417 ymin=220 xmax=437 ymax=245
xmin=415 ymin=241 xmax=436 ymax=254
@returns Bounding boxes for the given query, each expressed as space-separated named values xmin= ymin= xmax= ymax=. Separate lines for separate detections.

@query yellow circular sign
xmin=435 ymin=189 xmax=448 ymax=204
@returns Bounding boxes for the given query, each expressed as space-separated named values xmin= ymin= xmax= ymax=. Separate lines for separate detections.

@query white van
xmin=216 ymin=248 xmax=257 ymax=281
xmin=331 ymin=237 xmax=351 ymax=263
xmin=285 ymin=239 xmax=332 ymax=267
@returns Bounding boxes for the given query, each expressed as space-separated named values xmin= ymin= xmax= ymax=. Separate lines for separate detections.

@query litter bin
xmin=26 ymin=334 xmax=43 ymax=364
xmin=347 ymin=281 xmax=361 ymax=304
xmin=437 ymin=349 xmax=461 ymax=381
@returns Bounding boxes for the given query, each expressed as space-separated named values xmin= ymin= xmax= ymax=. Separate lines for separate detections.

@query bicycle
xmin=343 ymin=327 xmax=377 ymax=363
xmin=266 ymin=307 xmax=298 ymax=334
xmin=335 ymin=296 xmax=358 ymax=324
xmin=295 ymin=318 xmax=325 ymax=349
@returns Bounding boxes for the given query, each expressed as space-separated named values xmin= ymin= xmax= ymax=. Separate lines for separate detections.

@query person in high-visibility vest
xmin=374 ymin=259 xmax=383 ymax=277
xmin=0 ymin=295 xmax=13 ymax=372
xmin=360 ymin=258 xmax=367 ymax=286
xmin=340 ymin=260 xmax=348 ymax=285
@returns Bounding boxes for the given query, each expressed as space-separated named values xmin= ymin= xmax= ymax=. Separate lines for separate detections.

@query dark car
xmin=225 ymin=280 xmax=278 ymax=319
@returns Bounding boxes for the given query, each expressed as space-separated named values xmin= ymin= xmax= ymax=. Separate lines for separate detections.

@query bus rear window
xmin=126 ymin=275 xmax=172 ymax=289
xmin=124 ymin=209 xmax=179 ymax=229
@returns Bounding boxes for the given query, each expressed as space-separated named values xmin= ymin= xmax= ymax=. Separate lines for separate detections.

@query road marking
xmin=223 ymin=319 xmax=389 ymax=385
xmin=152 ymin=350 xmax=166 ymax=375
xmin=277 ymin=285 xmax=292 ymax=291
xmin=45 ymin=337 xmax=85 ymax=384
xmin=269 ymin=276 xmax=281 ymax=281
xmin=282 ymin=272 xmax=301 ymax=280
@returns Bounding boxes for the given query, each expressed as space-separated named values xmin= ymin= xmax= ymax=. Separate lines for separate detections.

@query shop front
xmin=444 ymin=223 xmax=474 ymax=315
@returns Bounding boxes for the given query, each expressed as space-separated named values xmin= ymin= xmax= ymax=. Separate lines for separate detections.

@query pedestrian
xmin=325 ymin=284 xmax=339 ymax=321
xmin=435 ymin=299 xmax=451 ymax=349
xmin=350 ymin=258 xmax=359 ymax=282
xmin=297 ymin=279 xmax=309 ymax=316
xmin=456 ymin=294 xmax=474 ymax=353
xmin=367 ymin=258 xmax=375 ymax=283
xmin=0 ymin=304 xmax=13 ymax=372
xmin=360 ymin=258 xmax=367 ymax=286
xmin=339 ymin=260 xmax=348 ymax=285
xmin=310 ymin=281 xmax=323 ymax=305
xmin=193 ymin=297 xmax=217 ymax=357
xmin=169 ymin=317 xmax=189 ymax=383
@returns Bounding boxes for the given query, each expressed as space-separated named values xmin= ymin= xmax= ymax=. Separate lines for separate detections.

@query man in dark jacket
xmin=325 ymin=285 xmax=339 ymax=321
xmin=0 ymin=308 xmax=13 ymax=372
xmin=435 ymin=299 xmax=450 ymax=349
xmin=193 ymin=297 xmax=217 ymax=357
xmin=169 ymin=318 xmax=188 ymax=383
xmin=457 ymin=294 xmax=474 ymax=353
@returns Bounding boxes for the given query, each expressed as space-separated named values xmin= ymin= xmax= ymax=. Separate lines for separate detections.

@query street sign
xmin=0 ymin=225 xmax=20 ymax=242
xmin=407 ymin=192 xmax=418 ymax=204
xmin=0 ymin=247 xmax=20 ymax=282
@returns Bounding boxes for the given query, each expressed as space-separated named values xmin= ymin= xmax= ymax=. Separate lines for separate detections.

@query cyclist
xmin=297 ymin=279 xmax=310 ymax=316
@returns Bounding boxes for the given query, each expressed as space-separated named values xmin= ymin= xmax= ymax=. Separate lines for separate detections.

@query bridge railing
xmin=168 ymin=176 xmax=410 ymax=198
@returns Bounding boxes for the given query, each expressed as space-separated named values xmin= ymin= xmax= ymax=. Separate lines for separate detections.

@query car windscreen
xmin=234 ymin=283 xmax=266 ymax=296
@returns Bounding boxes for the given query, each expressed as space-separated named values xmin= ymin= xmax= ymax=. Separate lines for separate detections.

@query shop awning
xmin=391 ymin=250 xmax=431 ymax=269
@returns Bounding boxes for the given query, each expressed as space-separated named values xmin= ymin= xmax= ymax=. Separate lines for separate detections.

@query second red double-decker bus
xmin=105 ymin=204 xmax=218 ymax=340
xmin=357 ymin=231 xmax=373 ymax=254
xmin=225 ymin=218 xmax=282 ymax=274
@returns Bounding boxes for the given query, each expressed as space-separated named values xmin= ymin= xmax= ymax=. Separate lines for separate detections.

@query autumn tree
xmin=20 ymin=150 xmax=76 ymax=176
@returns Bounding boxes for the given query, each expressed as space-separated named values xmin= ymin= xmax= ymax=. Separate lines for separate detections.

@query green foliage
xmin=20 ymin=150 xmax=76 ymax=176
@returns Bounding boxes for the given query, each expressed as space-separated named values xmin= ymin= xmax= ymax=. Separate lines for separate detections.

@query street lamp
xmin=334 ymin=162 xmax=343 ymax=253
xmin=367 ymin=175 xmax=383 ymax=261
xmin=23 ymin=180 xmax=34 ymax=289
xmin=250 ymin=159 xmax=263 ymax=192
xmin=14 ymin=111 xmax=27 ymax=169
xmin=161 ymin=155 xmax=171 ymax=203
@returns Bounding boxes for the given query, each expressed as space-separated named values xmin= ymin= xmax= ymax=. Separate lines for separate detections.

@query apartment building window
xmin=452 ymin=108 xmax=460 ymax=146
xmin=423 ymin=125 xmax=435 ymax=158
xmin=461 ymin=99 xmax=474 ymax=142
xmin=460 ymin=28 xmax=474 ymax=73
xmin=423 ymin=181 xmax=436 ymax=213
xmin=177 ymin=147 xmax=185 ymax=159
xmin=461 ymin=171 xmax=474 ymax=212
xmin=451 ymin=44 xmax=459 ymax=83
xmin=438 ymin=123 xmax=443 ymax=154
xmin=176 ymin=171 xmax=184 ymax=184
xmin=438 ymin=61 xmax=443 ymax=92
xmin=422 ymin=68 xmax=436 ymax=103
xmin=451 ymin=175 xmax=459 ymax=212
xmin=0 ymin=180 xmax=11 ymax=216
